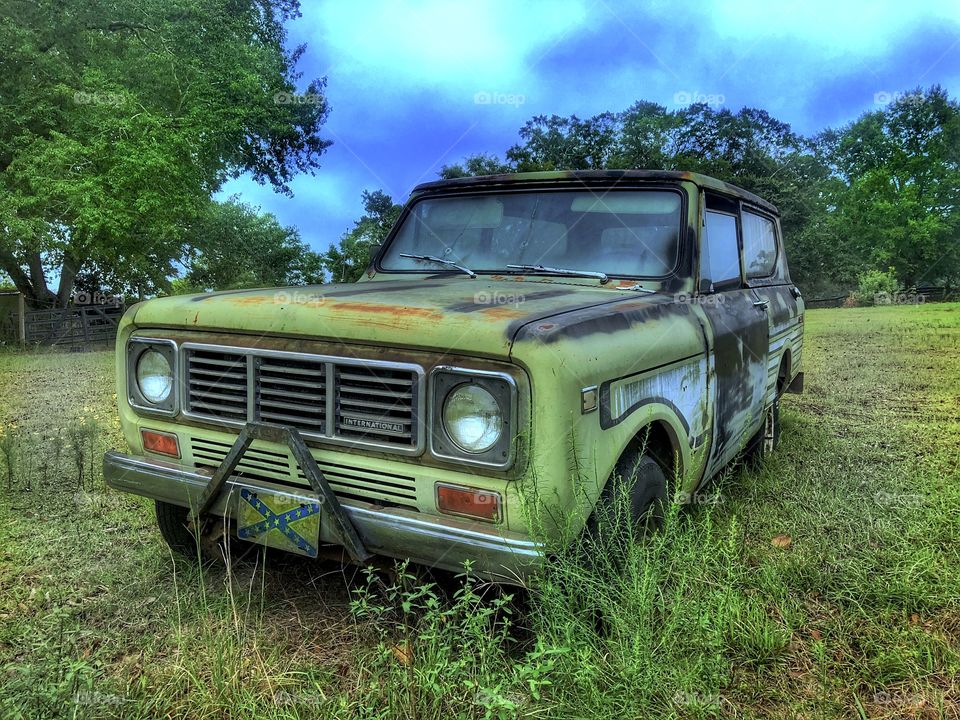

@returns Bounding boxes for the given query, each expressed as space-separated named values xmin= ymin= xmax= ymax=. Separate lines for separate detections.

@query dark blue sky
xmin=219 ymin=0 xmax=960 ymax=253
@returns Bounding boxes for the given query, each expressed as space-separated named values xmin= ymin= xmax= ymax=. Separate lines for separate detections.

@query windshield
xmin=380 ymin=189 xmax=682 ymax=278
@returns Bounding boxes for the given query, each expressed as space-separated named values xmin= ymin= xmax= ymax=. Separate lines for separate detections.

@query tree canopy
xmin=321 ymin=190 xmax=403 ymax=284
xmin=171 ymin=199 xmax=323 ymax=294
xmin=0 ymin=0 xmax=331 ymax=307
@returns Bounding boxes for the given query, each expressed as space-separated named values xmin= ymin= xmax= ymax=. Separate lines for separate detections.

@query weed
xmin=0 ymin=306 xmax=958 ymax=718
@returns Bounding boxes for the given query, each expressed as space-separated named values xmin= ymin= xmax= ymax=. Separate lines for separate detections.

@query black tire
xmin=155 ymin=501 xmax=202 ymax=558
xmin=156 ymin=501 xmax=269 ymax=565
xmin=745 ymin=398 xmax=781 ymax=465
xmin=589 ymin=452 xmax=670 ymax=537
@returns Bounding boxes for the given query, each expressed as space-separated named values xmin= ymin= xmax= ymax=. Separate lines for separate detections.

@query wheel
xmin=155 ymin=501 xmax=203 ymax=558
xmin=589 ymin=452 xmax=670 ymax=537
xmin=745 ymin=398 xmax=781 ymax=465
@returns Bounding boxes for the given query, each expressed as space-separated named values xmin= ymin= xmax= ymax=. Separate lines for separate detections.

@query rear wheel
xmin=745 ymin=397 xmax=781 ymax=465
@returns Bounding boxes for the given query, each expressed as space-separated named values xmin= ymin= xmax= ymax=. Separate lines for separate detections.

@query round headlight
xmin=136 ymin=349 xmax=173 ymax=404
xmin=442 ymin=384 xmax=503 ymax=453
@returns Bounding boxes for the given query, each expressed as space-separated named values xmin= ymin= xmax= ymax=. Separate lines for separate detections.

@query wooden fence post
xmin=80 ymin=307 xmax=91 ymax=345
xmin=17 ymin=293 xmax=25 ymax=346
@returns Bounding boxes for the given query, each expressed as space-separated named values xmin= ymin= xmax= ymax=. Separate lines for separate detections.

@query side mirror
xmin=699 ymin=278 xmax=714 ymax=294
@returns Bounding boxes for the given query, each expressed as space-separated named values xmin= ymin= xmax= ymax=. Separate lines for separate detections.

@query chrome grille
xmin=256 ymin=356 xmax=327 ymax=434
xmin=190 ymin=437 xmax=418 ymax=510
xmin=186 ymin=349 xmax=248 ymax=421
xmin=336 ymin=366 xmax=416 ymax=445
xmin=181 ymin=344 xmax=423 ymax=453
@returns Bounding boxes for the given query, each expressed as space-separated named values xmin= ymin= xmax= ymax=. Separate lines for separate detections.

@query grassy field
xmin=0 ymin=304 xmax=958 ymax=719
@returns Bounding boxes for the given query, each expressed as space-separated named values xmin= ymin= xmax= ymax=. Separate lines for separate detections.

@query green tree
xmin=0 ymin=0 xmax=331 ymax=307
xmin=506 ymin=112 xmax=621 ymax=171
xmin=613 ymin=101 xmax=682 ymax=169
xmin=822 ymin=87 xmax=960 ymax=286
xmin=322 ymin=190 xmax=402 ymax=283
xmin=172 ymin=199 xmax=322 ymax=294
xmin=439 ymin=154 xmax=513 ymax=179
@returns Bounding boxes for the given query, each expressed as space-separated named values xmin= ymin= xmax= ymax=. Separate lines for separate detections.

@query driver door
xmin=698 ymin=196 xmax=769 ymax=475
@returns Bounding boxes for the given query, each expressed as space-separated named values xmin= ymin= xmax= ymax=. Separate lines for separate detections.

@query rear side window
xmin=741 ymin=210 xmax=778 ymax=278
xmin=702 ymin=211 xmax=740 ymax=287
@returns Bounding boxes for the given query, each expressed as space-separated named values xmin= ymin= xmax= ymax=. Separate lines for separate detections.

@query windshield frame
xmin=373 ymin=185 xmax=688 ymax=281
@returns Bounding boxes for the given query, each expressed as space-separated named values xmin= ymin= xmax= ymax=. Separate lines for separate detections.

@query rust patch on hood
xmin=328 ymin=301 xmax=444 ymax=322
xmin=231 ymin=295 xmax=278 ymax=306
xmin=478 ymin=306 xmax=528 ymax=321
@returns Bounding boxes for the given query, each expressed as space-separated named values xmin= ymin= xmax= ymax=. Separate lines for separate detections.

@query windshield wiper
xmin=506 ymin=264 xmax=609 ymax=284
xmin=400 ymin=253 xmax=476 ymax=278
xmin=620 ymin=283 xmax=657 ymax=294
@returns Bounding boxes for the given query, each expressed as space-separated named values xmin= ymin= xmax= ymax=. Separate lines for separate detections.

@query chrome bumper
xmin=103 ymin=451 xmax=542 ymax=582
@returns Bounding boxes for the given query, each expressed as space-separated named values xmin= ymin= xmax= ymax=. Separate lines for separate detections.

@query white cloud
xmin=309 ymin=0 xmax=589 ymax=96
xmin=649 ymin=0 xmax=957 ymax=56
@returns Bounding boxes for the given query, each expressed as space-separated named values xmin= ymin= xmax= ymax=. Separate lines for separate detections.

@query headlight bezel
xmin=127 ymin=338 xmax=178 ymax=416
xmin=430 ymin=366 xmax=517 ymax=469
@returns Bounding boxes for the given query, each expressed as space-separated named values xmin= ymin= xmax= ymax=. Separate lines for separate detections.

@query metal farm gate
xmin=16 ymin=304 xmax=124 ymax=347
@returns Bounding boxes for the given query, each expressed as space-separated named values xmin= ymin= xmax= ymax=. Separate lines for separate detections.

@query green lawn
xmin=1 ymin=304 xmax=958 ymax=719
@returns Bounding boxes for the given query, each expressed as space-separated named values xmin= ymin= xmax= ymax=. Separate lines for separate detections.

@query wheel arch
xmin=776 ymin=349 xmax=792 ymax=396
xmin=605 ymin=405 xmax=691 ymax=489
xmin=628 ymin=419 xmax=681 ymax=481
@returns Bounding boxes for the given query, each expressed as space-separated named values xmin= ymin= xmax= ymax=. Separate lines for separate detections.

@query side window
xmin=741 ymin=210 xmax=778 ymax=278
xmin=702 ymin=211 xmax=741 ymax=289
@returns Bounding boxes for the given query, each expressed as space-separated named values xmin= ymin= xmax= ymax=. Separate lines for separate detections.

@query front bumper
xmin=104 ymin=451 xmax=542 ymax=583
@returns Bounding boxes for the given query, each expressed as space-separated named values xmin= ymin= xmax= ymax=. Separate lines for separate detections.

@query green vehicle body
xmin=105 ymin=170 xmax=804 ymax=582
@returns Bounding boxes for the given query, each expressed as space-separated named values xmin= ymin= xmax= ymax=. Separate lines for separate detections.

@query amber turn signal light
xmin=141 ymin=428 xmax=180 ymax=458
xmin=436 ymin=483 xmax=501 ymax=522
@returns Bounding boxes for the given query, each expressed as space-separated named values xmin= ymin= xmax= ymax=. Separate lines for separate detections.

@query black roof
xmin=412 ymin=169 xmax=779 ymax=215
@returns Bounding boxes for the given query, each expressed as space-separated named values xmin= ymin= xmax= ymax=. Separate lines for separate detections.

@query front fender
xmin=508 ymin=298 xmax=711 ymax=538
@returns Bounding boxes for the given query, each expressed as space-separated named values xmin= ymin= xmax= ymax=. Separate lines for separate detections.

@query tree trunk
xmin=0 ymin=247 xmax=60 ymax=309
xmin=27 ymin=253 xmax=49 ymax=300
xmin=55 ymin=254 xmax=82 ymax=307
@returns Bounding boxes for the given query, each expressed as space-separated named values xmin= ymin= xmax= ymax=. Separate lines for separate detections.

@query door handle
xmin=753 ymin=298 xmax=769 ymax=310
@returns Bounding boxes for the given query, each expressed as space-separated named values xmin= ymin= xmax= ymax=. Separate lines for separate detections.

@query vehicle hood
xmin=130 ymin=278 xmax=641 ymax=357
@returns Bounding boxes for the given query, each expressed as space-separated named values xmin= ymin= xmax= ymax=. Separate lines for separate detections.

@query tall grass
xmin=1 ymin=306 xmax=959 ymax=719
